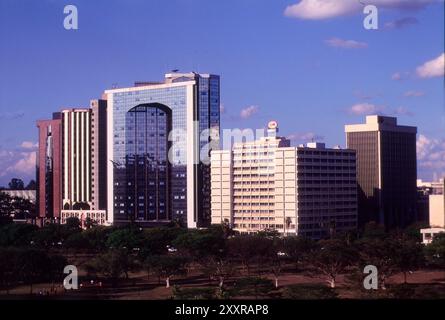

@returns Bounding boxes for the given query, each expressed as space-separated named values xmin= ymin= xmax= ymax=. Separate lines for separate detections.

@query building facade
xmin=36 ymin=113 xmax=63 ymax=224
xmin=37 ymin=103 xmax=108 ymax=227
xmin=345 ymin=115 xmax=417 ymax=229
xmin=421 ymin=178 xmax=445 ymax=244
xmin=105 ymin=72 xmax=220 ymax=228
xmin=59 ymin=106 xmax=108 ymax=226
xmin=90 ymin=99 xmax=108 ymax=212
xmin=61 ymin=108 xmax=92 ymax=211
xmin=211 ymin=122 xmax=357 ymax=239
xmin=417 ymin=178 xmax=445 ymax=224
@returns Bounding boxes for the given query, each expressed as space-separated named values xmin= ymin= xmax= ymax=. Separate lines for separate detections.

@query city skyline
xmin=0 ymin=1 xmax=444 ymax=304
xmin=0 ymin=0 xmax=444 ymax=186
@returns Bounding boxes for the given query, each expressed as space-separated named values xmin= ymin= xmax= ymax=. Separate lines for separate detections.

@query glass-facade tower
xmin=105 ymin=72 xmax=220 ymax=228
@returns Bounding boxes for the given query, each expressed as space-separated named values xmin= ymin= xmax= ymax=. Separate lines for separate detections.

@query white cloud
xmin=0 ymin=142 xmax=38 ymax=185
xmin=392 ymin=106 xmax=413 ymax=116
xmin=348 ymin=103 xmax=415 ymax=116
xmin=284 ymin=0 xmax=437 ymax=20
xmin=349 ymin=103 xmax=385 ymax=115
xmin=240 ymin=105 xmax=259 ymax=119
xmin=391 ymin=71 xmax=410 ymax=81
xmin=284 ymin=0 xmax=360 ymax=20
xmin=325 ymin=37 xmax=368 ymax=49
xmin=353 ymin=90 xmax=376 ymax=100
xmin=287 ymin=132 xmax=325 ymax=143
xmin=384 ymin=16 xmax=418 ymax=29
xmin=404 ymin=90 xmax=425 ymax=97
xmin=417 ymin=134 xmax=445 ymax=178
xmin=20 ymin=141 xmax=38 ymax=150
xmin=391 ymin=72 xmax=401 ymax=80
xmin=416 ymin=53 xmax=445 ymax=78
xmin=4 ymin=152 xmax=36 ymax=176
xmin=0 ymin=111 xmax=25 ymax=120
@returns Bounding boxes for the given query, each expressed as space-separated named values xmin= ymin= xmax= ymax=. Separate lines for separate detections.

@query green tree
xmin=64 ymin=232 xmax=90 ymax=251
xmin=65 ymin=217 xmax=82 ymax=233
xmin=424 ymin=233 xmax=445 ymax=268
xmin=282 ymin=236 xmax=316 ymax=272
xmin=139 ymin=227 xmax=186 ymax=258
xmin=173 ymin=228 xmax=231 ymax=289
xmin=0 ymin=192 xmax=14 ymax=225
xmin=392 ymin=237 xmax=425 ymax=284
xmin=16 ymin=249 xmax=51 ymax=294
xmin=88 ymin=249 xmax=139 ymax=285
xmin=308 ymin=239 xmax=358 ymax=288
xmin=84 ymin=217 xmax=97 ymax=229
xmin=264 ymin=238 xmax=287 ymax=288
xmin=227 ymin=235 xmax=258 ymax=275
xmin=32 ymin=223 xmax=65 ymax=248
xmin=361 ymin=221 xmax=387 ymax=239
xmin=83 ymin=226 xmax=113 ymax=251
xmin=357 ymin=237 xmax=400 ymax=289
xmin=403 ymin=222 xmax=429 ymax=242
xmin=201 ymin=255 xmax=235 ymax=289
xmin=8 ymin=178 xmax=24 ymax=190
xmin=227 ymin=234 xmax=274 ymax=276
xmin=145 ymin=255 xmax=188 ymax=288
xmin=0 ymin=248 xmax=19 ymax=294
xmin=0 ymin=223 xmax=38 ymax=247
xmin=173 ymin=229 xmax=226 ymax=262
xmin=11 ymin=196 xmax=36 ymax=220
xmin=25 ymin=180 xmax=36 ymax=190
xmin=106 ymin=227 xmax=143 ymax=251
xmin=48 ymin=254 xmax=68 ymax=292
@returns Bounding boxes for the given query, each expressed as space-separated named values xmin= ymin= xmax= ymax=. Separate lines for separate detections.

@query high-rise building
xmin=90 ymin=99 xmax=108 ymax=212
xmin=421 ymin=178 xmax=445 ymax=244
xmin=211 ymin=122 xmax=357 ymax=239
xmin=105 ymin=72 xmax=220 ymax=228
xmin=345 ymin=115 xmax=417 ymax=229
xmin=36 ymin=113 xmax=63 ymax=224
xmin=61 ymin=108 xmax=92 ymax=210
xmin=59 ymin=106 xmax=108 ymax=226
xmin=37 ymin=103 xmax=108 ymax=227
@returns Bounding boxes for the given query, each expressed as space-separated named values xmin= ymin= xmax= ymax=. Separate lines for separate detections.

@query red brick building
xmin=36 ymin=113 xmax=62 ymax=224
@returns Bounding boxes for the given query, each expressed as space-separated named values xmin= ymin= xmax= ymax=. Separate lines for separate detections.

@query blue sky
xmin=0 ymin=0 xmax=444 ymax=186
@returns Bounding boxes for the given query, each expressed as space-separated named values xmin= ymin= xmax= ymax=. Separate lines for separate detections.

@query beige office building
xmin=211 ymin=122 xmax=357 ymax=238
xmin=59 ymin=105 xmax=108 ymax=227
xmin=421 ymin=178 xmax=445 ymax=244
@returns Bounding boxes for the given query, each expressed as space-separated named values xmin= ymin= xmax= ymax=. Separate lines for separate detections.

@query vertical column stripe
xmin=86 ymin=111 xmax=90 ymax=202
xmin=80 ymin=112 xmax=84 ymax=201
xmin=76 ymin=112 xmax=80 ymax=202
xmin=64 ymin=112 xmax=69 ymax=200
xmin=71 ymin=112 xmax=74 ymax=204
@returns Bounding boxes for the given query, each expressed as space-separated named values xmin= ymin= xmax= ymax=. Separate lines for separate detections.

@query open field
xmin=2 ymin=266 xmax=444 ymax=300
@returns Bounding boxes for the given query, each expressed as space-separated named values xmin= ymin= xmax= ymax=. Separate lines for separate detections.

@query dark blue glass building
xmin=105 ymin=72 xmax=220 ymax=228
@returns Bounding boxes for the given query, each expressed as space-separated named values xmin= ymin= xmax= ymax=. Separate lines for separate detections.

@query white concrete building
xmin=211 ymin=122 xmax=358 ymax=239
xmin=421 ymin=179 xmax=445 ymax=244
xmin=60 ymin=108 xmax=107 ymax=227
